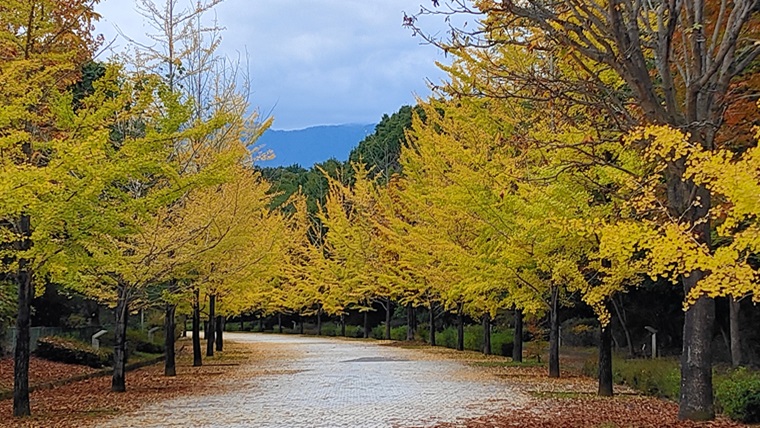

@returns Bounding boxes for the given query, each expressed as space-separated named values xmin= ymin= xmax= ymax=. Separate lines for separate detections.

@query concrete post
xmin=148 ymin=326 xmax=161 ymax=342
xmin=92 ymin=330 xmax=108 ymax=350
xmin=645 ymin=326 xmax=658 ymax=359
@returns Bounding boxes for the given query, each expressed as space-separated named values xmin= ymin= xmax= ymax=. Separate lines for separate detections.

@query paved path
xmin=98 ymin=333 xmax=528 ymax=428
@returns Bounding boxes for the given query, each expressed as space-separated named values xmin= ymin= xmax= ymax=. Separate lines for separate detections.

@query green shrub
xmin=583 ymin=352 xmax=680 ymax=399
xmin=715 ymin=367 xmax=760 ymax=423
xmin=492 ymin=329 xmax=514 ymax=357
xmin=344 ymin=325 xmax=364 ymax=338
xmin=126 ymin=329 xmax=164 ymax=354
xmin=439 ymin=327 xmax=458 ymax=349
xmin=36 ymin=336 xmax=112 ymax=368
xmin=561 ymin=318 xmax=600 ymax=347
xmin=371 ymin=324 xmax=386 ymax=339
xmin=391 ymin=325 xmax=408 ymax=341
xmin=319 ymin=322 xmax=338 ymax=336
xmin=430 ymin=325 xmax=513 ymax=356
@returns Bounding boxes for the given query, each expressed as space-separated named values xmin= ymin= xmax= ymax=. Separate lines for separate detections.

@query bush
xmin=127 ymin=329 xmax=164 ymax=354
xmin=492 ymin=329 xmax=514 ymax=357
xmin=439 ymin=327 xmax=458 ymax=349
xmin=371 ymin=324 xmax=384 ymax=339
xmin=525 ymin=340 xmax=549 ymax=363
xmin=36 ymin=336 xmax=112 ymax=368
xmin=391 ymin=325 xmax=408 ymax=340
xmin=561 ymin=318 xmax=600 ymax=347
xmin=715 ymin=367 xmax=760 ymax=423
xmin=430 ymin=325 xmax=513 ymax=356
xmin=344 ymin=325 xmax=364 ymax=338
xmin=583 ymin=352 xmax=680 ymax=399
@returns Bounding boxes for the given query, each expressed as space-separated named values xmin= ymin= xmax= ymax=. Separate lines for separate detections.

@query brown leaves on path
xmin=0 ymin=357 xmax=100 ymax=393
xmin=0 ymin=340 xmax=264 ymax=428
xmin=432 ymin=395 xmax=745 ymax=428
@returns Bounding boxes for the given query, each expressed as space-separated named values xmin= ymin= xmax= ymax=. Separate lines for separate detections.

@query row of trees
xmin=0 ymin=0 xmax=306 ymax=417
xmin=258 ymin=0 xmax=760 ymax=423
xmin=393 ymin=0 xmax=759 ymax=421
xmin=4 ymin=0 xmax=759 ymax=424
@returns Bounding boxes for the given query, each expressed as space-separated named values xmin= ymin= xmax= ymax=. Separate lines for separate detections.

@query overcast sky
xmin=94 ymin=0 xmax=453 ymax=130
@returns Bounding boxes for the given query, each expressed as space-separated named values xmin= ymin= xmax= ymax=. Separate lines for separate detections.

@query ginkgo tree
xmin=0 ymin=0 xmax=107 ymax=416
xmin=409 ymin=0 xmax=760 ymax=418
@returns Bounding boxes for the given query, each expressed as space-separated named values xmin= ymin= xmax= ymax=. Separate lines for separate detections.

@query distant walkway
xmin=96 ymin=333 xmax=528 ymax=428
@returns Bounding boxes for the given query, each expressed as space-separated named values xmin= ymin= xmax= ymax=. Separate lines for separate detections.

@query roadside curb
xmin=0 ymin=355 xmax=164 ymax=401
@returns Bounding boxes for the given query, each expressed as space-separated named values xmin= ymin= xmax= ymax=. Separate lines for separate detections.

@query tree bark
xmin=215 ymin=315 xmax=224 ymax=352
xmin=111 ymin=286 xmax=129 ymax=392
xmin=317 ymin=307 xmax=322 ymax=335
xmin=406 ymin=303 xmax=415 ymax=341
xmin=13 ymin=215 xmax=32 ymax=417
xmin=206 ymin=294 xmax=215 ymax=357
xmin=513 ymin=308 xmax=523 ymax=362
xmin=340 ymin=313 xmax=346 ymax=337
xmin=669 ymin=158 xmax=715 ymax=420
xmin=457 ymin=302 xmax=464 ymax=351
xmin=679 ymin=291 xmax=715 ymax=420
xmin=729 ymin=296 xmax=741 ymax=368
xmin=385 ymin=297 xmax=391 ymax=340
xmin=192 ymin=288 xmax=202 ymax=367
xmin=549 ymin=285 xmax=560 ymax=378
xmin=164 ymin=303 xmax=176 ymax=376
xmin=483 ymin=313 xmax=491 ymax=355
xmin=182 ymin=315 xmax=187 ymax=337
xmin=363 ymin=311 xmax=369 ymax=338
xmin=278 ymin=313 xmax=282 ymax=334
xmin=598 ymin=324 xmax=613 ymax=397
xmin=299 ymin=316 xmax=304 ymax=334
xmin=429 ymin=302 xmax=436 ymax=346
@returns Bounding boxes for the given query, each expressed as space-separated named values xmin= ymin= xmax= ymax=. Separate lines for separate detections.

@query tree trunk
xmin=729 ymin=296 xmax=741 ymax=368
xmin=363 ymin=311 xmax=369 ymax=338
xmin=406 ymin=303 xmax=415 ymax=341
xmin=215 ymin=315 xmax=224 ymax=352
xmin=164 ymin=303 xmax=176 ymax=377
xmin=680 ymin=291 xmax=715 ymax=420
xmin=483 ymin=313 xmax=491 ymax=355
xmin=299 ymin=316 xmax=304 ymax=334
xmin=611 ymin=296 xmax=634 ymax=357
xmin=513 ymin=308 xmax=523 ymax=362
xmin=278 ymin=313 xmax=282 ymax=334
xmin=240 ymin=318 xmax=245 ymax=331
xmin=549 ymin=285 xmax=560 ymax=378
xmin=385 ymin=297 xmax=391 ymax=340
xmin=340 ymin=314 xmax=346 ymax=337
xmin=666 ymin=159 xmax=715 ymax=420
xmin=457 ymin=302 xmax=464 ymax=351
xmin=317 ymin=307 xmax=322 ymax=335
xmin=429 ymin=302 xmax=436 ymax=346
xmin=111 ymin=286 xmax=129 ymax=392
xmin=192 ymin=288 xmax=202 ymax=367
xmin=598 ymin=324 xmax=613 ymax=396
xmin=13 ymin=215 xmax=32 ymax=417
xmin=206 ymin=294 xmax=215 ymax=357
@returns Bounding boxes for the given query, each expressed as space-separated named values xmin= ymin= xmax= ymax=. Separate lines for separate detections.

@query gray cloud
xmin=95 ymin=0 xmax=451 ymax=130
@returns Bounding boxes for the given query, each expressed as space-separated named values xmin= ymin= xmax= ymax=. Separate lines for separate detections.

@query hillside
xmin=253 ymin=124 xmax=376 ymax=168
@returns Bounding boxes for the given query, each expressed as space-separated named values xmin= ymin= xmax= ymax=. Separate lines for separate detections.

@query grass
xmin=469 ymin=360 xmax=544 ymax=368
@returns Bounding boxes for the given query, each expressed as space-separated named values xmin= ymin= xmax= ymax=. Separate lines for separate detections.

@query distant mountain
xmin=252 ymin=124 xmax=376 ymax=168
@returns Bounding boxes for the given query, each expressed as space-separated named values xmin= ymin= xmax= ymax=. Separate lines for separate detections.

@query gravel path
xmin=96 ymin=333 xmax=528 ymax=428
